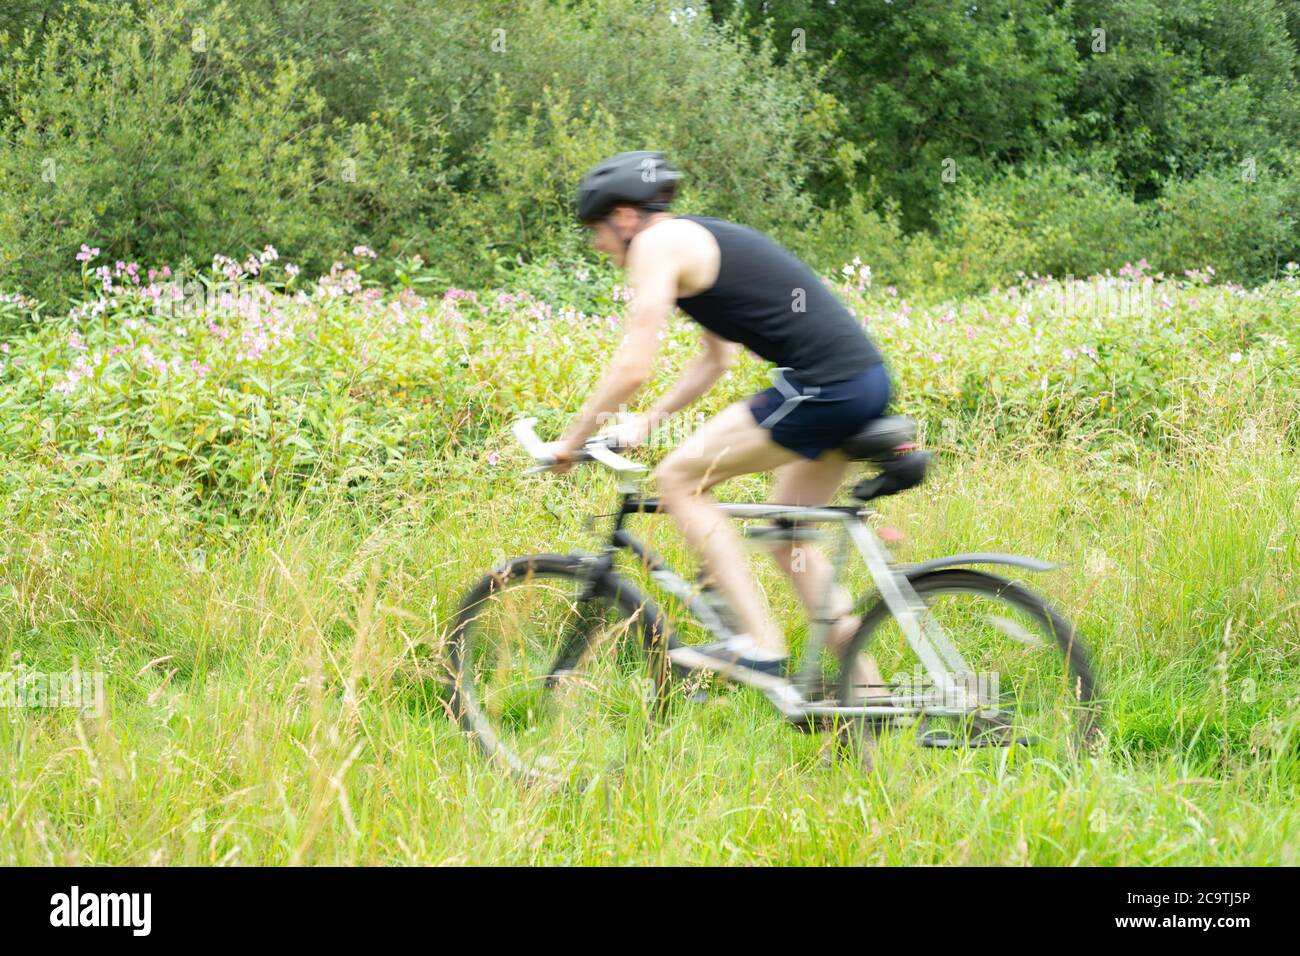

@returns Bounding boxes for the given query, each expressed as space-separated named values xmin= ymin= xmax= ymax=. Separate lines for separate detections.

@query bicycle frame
xmin=510 ymin=417 xmax=1054 ymax=725
xmin=590 ymin=491 xmax=996 ymax=722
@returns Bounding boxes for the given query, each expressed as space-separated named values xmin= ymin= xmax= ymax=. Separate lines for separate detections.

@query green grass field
xmin=3 ymin=0 xmax=1300 ymax=870
xmin=2 ymin=407 xmax=1295 ymax=865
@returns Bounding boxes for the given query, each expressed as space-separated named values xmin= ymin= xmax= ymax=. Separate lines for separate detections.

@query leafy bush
xmin=901 ymin=163 xmax=1153 ymax=297
xmin=1154 ymin=153 xmax=1300 ymax=284
xmin=728 ymin=0 xmax=1300 ymax=223
xmin=728 ymin=0 xmax=1080 ymax=229
xmin=806 ymin=158 xmax=1296 ymax=300
xmin=0 ymin=1 xmax=439 ymax=308
xmin=2 ymin=246 xmax=1296 ymax=523
xmin=1062 ymin=0 xmax=1300 ymax=199
xmin=0 ymin=0 xmax=843 ymax=307
xmin=793 ymin=191 xmax=910 ymax=284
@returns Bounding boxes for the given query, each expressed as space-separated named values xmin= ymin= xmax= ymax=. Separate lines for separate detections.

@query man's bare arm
xmin=556 ymin=230 xmax=678 ymax=455
xmin=643 ymin=331 xmax=739 ymax=433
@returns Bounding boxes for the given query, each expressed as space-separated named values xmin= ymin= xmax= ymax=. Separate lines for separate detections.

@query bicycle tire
xmin=837 ymin=568 xmax=1099 ymax=748
xmin=448 ymin=553 xmax=673 ymax=784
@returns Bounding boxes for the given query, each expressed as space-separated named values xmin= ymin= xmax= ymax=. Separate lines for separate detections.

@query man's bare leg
xmin=767 ymin=455 xmax=890 ymax=704
xmin=652 ymin=401 xmax=797 ymax=656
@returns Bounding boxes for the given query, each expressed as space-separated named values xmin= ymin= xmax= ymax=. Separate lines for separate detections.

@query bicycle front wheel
xmin=448 ymin=554 xmax=672 ymax=786
xmin=838 ymin=569 xmax=1099 ymax=752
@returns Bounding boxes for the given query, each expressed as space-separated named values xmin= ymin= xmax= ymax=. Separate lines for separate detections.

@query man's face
xmin=586 ymin=207 xmax=637 ymax=267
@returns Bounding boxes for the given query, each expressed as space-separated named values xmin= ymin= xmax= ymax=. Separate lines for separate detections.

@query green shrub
xmin=0 ymin=0 xmax=843 ymax=306
xmin=793 ymin=191 xmax=909 ymax=282
xmin=1154 ymin=153 xmax=1300 ymax=284
xmin=0 ymin=1 xmax=441 ymax=308
xmin=2 ymin=245 xmax=1295 ymax=523
xmin=903 ymin=164 xmax=1153 ymax=297
xmin=1063 ymin=0 xmax=1300 ymax=200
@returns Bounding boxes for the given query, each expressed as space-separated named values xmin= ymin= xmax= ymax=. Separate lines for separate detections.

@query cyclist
xmin=551 ymin=150 xmax=891 ymax=698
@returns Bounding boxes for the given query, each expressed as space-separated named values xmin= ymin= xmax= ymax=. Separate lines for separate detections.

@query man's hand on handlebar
xmin=595 ymin=412 xmax=652 ymax=452
xmin=548 ymin=444 xmax=580 ymax=475
xmin=550 ymin=412 xmax=646 ymax=473
xmin=514 ymin=416 xmax=647 ymax=477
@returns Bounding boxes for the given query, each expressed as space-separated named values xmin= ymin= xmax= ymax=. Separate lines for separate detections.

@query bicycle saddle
xmin=840 ymin=415 xmax=916 ymax=461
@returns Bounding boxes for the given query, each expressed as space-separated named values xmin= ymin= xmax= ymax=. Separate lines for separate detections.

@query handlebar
xmin=512 ymin=417 xmax=647 ymax=476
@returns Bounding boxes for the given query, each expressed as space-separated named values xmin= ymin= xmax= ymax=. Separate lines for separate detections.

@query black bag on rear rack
xmin=851 ymin=451 xmax=931 ymax=502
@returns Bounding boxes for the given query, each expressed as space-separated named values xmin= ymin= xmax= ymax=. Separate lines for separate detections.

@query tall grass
xmin=1 ymin=396 xmax=1295 ymax=865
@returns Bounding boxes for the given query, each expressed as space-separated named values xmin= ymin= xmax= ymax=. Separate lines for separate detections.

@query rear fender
xmin=900 ymin=552 xmax=1056 ymax=576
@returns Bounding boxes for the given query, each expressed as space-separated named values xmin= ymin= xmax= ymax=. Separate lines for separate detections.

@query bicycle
xmin=447 ymin=415 xmax=1099 ymax=785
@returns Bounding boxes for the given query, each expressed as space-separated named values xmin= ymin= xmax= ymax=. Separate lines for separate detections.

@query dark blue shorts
xmin=748 ymin=362 xmax=891 ymax=460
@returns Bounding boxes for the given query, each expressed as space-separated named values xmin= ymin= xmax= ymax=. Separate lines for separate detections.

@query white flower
xmin=1229 ymin=351 xmax=1242 ymax=364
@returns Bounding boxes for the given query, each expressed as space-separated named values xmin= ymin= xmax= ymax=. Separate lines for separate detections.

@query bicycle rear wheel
xmin=448 ymin=554 xmax=672 ymax=786
xmin=837 ymin=569 xmax=1099 ymax=752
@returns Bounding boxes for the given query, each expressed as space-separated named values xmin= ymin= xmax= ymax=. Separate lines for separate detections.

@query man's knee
xmin=652 ymin=454 xmax=699 ymax=497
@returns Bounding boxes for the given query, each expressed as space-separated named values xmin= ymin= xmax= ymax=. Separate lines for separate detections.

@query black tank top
xmin=674 ymin=216 xmax=882 ymax=385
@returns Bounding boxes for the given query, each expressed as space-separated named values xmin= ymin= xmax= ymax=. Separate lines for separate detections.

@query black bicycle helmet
xmin=574 ymin=150 xmax=681 ymax=223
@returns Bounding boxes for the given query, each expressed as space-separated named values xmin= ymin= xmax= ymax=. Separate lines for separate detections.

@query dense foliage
xmin=727 ymin=0 xmax=1300 ymax=214
xmin=1 ymin=245 xmax=1295 ymax=524
xmin=2 ymin=0 xmax=1298 ymax=309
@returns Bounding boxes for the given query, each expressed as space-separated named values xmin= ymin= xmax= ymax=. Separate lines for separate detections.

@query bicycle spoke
xmin=841 ymin=570 xmax=1097 ymax=750
xmin=451 ymin=559 xmax=667 ymax=785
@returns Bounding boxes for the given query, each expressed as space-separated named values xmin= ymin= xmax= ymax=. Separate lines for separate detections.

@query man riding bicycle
xmin=551 ymin=151 xmax=892 ymax=697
